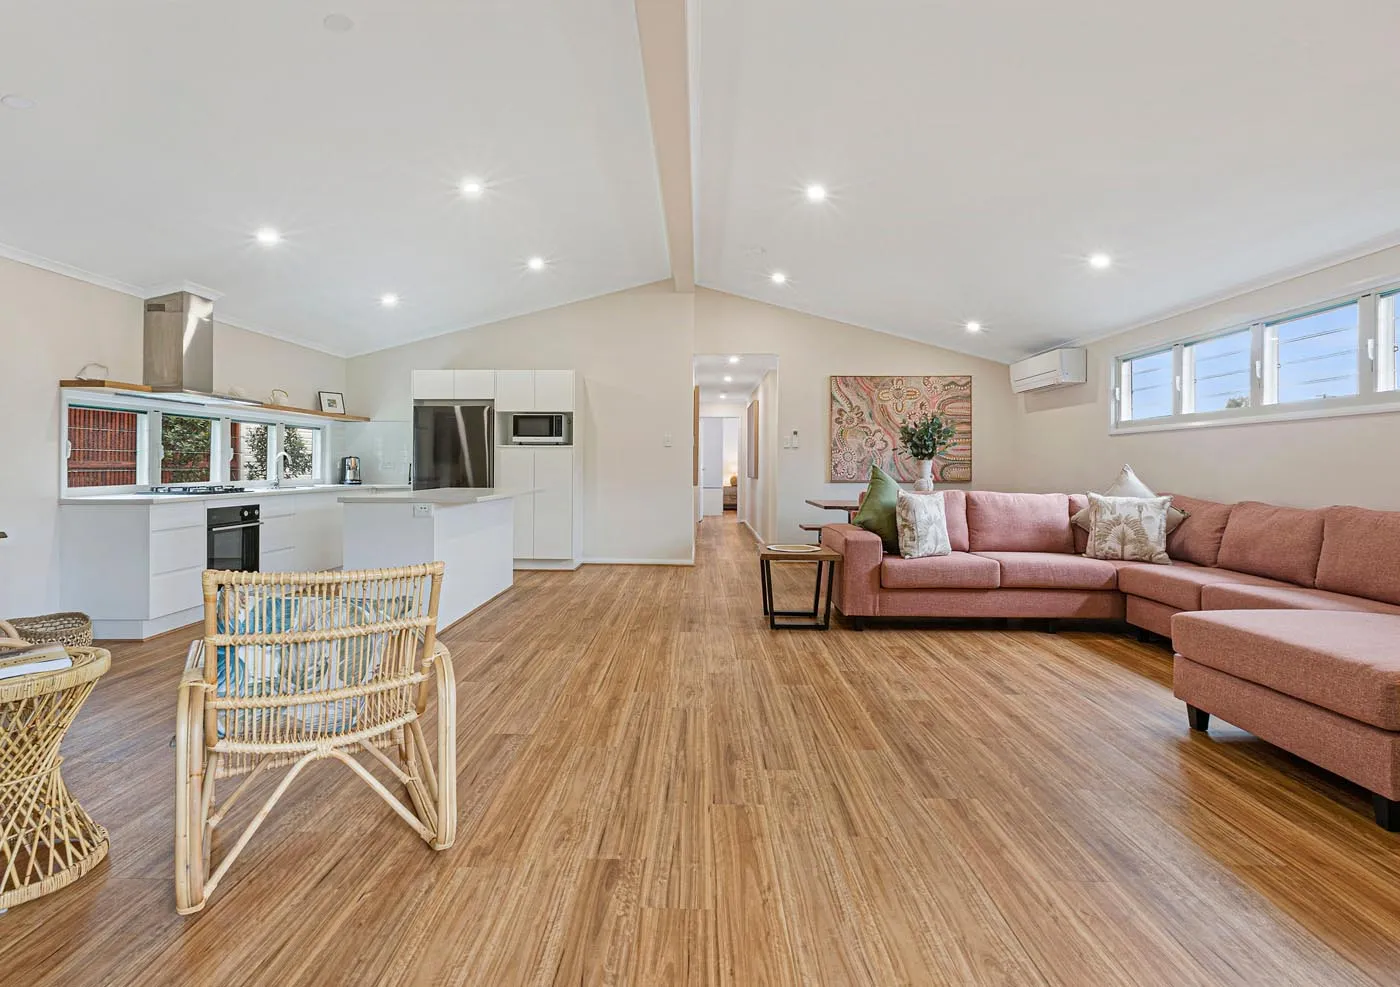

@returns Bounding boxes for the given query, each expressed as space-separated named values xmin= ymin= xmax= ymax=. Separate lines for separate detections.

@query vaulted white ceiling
xmin=0 ymin=1 xmax=669 ymax=357
xmin=4 ymin=1 xmax=1400 ymax=363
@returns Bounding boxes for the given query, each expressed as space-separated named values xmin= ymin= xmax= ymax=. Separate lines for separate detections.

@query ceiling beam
xmin=633 ymin=0 xmax=695 ymax=292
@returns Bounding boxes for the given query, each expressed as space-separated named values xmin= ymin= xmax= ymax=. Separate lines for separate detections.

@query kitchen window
xmin=1112 ymin=283 xmax=1400 ymax=433
xmin=160 ymin=414 xmax=216 ymax=483
xmin=229 ymin=421 xmax=270 ymax=481
xmin=66 ymin=406 xmax=145 ymax=489
xmin=278 ymin=425 xmax=320 ymax=483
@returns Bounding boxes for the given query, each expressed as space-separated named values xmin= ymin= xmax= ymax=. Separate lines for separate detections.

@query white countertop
xmin=338 ymin=487 xmax=532 ymax=506
xmin=61 ymin=483 xmax=409 ymax=506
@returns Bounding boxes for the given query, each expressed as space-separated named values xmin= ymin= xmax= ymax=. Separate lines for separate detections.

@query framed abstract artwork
xmin=829 ymin=375 xmax=972 ymax=483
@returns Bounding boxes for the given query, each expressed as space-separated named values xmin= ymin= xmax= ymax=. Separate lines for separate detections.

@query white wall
xmin=0 ymin=256 xmax=348 ymax=616
xmin=1017 ymin=244 xmax=1400 ymax=509
xmin=346 ymin=281 xmax=697 ymax=564
xmin=693 ymin=288 xmax=1024 ymax=543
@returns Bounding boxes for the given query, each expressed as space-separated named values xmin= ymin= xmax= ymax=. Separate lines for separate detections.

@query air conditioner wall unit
xmin=1010 ymin=347 xmax=1088 ymax=394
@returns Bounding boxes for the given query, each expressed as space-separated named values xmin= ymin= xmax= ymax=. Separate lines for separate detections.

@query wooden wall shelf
xmin=59 ymin=381 xmax=370 ymax=423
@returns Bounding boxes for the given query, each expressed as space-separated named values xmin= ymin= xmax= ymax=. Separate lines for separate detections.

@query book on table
xmin=0 ymin=642 xmax=74 ymax=681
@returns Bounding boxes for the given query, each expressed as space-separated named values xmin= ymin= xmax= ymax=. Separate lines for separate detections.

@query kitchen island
xmin=339 ymin=487 xmax=527 ymax=629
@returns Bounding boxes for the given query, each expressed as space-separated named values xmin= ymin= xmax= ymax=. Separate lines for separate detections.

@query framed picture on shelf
xmin=318 ymin=391 xmax=347 ymax=415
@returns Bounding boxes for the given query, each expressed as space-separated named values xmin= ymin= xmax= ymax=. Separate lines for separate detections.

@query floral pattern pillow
xmin=1085 ymin=492 xmax=1172 ymax=564
xmin=895 ymin=489 xmax=952 ymax=559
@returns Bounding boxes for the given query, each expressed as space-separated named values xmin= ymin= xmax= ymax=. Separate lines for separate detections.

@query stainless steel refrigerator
xmin=412 ymin=400 xmax=494 ymax=489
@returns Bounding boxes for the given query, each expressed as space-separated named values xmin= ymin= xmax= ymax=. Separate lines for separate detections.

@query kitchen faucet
xmin=271 ymin=449 xmax=292 ymax=488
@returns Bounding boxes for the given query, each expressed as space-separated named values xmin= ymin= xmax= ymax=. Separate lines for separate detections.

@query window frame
xmin=60 ymin=391 xmax=330 ymax=495
xmin=1110 ymin=281 xmax=1400 ymax=434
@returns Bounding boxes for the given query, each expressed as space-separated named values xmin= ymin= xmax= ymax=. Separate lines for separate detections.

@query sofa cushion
xmin=1200 ymin=582 xmax=1400 ymax=615
xmin=1069 ymin=464 xmax=1188 ymax=533
xmin=1069 ymin=494 xmax=1090 ymax=554
xmin=880 ymin=552 xmax=1000 ymax=590
xmin=851 ymin=464 xmax=901 ymax=554
xmin=1161 ymin=493 xmax=1233 ymax=567
xmin=1216 ymin=501 xmax=1324 ymax=587
xmin=896 ymin=489 xmax=951 ymax=559
xmin=1082 ymin=492 xmax=1172 ymax=564
xmin=941 ymin=489 xmax=970 ymax=553
xmin=974 ymin=552 xmax=1119 ymax=590
xmin=966 ymin=491 xmax=1074 ymax=554
xmin=1315 ymin=506 xmax=1400 ymax=607
xmin=1117 ymin=561 xmax=1278 ymax=611
xmin=1171 ymin=610 xmax=1400 ymax=730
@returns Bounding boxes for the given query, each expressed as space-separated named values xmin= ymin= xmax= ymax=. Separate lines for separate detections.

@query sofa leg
xmin=1136 ymin=626 xmax=1152 ymax=644
xmin=1186 ymin=705 xmax=1210 ymax=732
xmin=850 ymin=616 xmax=866 ymax=632
xmin=1374 ymin=794 xmax=1400 ymax=832
xmin=1046 ymin=619 xmax=1058 ymax=634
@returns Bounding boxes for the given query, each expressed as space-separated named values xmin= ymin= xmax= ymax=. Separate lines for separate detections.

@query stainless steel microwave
xmin=509 ymin=412 xmax=572 ymax=445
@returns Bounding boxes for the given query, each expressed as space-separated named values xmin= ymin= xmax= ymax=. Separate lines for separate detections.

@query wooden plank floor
xmin=4 ymin=513 xmax=1400 ymax=985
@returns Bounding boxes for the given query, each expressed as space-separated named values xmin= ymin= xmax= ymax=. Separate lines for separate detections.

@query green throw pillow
xmin=852 ymin=463 xmax=901 ymax=554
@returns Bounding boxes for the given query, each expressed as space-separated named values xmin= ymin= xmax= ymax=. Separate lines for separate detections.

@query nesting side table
xmin=0 ymin=646 xmax=110 ymax=911
xmin=759 ymin=546 xmax=842 ymax=630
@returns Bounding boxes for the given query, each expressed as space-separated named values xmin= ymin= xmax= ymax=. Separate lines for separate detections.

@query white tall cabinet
xmin=410 ymin=368 xmax=581 ymax=569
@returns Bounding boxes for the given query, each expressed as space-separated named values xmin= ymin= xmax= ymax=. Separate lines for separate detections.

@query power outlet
xmin=413 ymin=503 xmax=434 ymax=518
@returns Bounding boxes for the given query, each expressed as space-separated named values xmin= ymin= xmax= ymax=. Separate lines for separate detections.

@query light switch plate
xmin=663 ymin=432 xmax=673 ymax=447
xmin=413 ymin=503 xmax=434 ymax=518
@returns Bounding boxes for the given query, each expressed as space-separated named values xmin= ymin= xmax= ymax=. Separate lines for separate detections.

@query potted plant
xmin=897 ymin=412 xmax=957 ymax=491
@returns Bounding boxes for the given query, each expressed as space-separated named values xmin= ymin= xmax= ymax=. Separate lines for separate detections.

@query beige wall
xmin=0 ymin=256 xmax=347 ymax=615
xmin=692 ymin=288 xmax=1024 ymax=542
xmin=1017 ymin=244 xmax=1400 ymax=510
xmin=345 ymin=281 xmax=698 ymax=563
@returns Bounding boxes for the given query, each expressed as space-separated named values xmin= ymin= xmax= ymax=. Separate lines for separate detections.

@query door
xmin=533 ymin=371 xmax=575 ymax=411
xmin=496 ymin=446 xmax=535 ymax=558
xmin=699 ymin=417 xmax=725 ymax=516
xmin=495 ymin=371 xmax=535 ymax=412
xmin=533 ymin=448 xmax=574 ymax=559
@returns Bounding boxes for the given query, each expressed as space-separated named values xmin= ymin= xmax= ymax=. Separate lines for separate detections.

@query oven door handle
xmin=208 ymin=521 xmax=263 ymax=532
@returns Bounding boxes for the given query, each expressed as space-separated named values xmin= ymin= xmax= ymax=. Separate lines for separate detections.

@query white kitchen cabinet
xmin=493 ymin=371 xmax=533 ymax=412
xmin=411 ymin=369 xmax=455 ymax=400
xmin=533 ymin=371 xmax=575 ymax=412
xmin=495 ymin=446 xmax=536 ymax=558
xmin=532 ymin=449 xmax=574 ymax=559
xmin=453 ymin=370 xmax=496 ymax=400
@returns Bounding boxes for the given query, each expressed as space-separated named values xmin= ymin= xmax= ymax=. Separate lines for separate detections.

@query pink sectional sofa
xmin=820 ymin=490 xmax=1400 ymax=828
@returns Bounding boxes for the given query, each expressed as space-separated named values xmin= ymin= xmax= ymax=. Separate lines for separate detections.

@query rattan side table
xmin=0 ymin=646 xmax=110 ymax=912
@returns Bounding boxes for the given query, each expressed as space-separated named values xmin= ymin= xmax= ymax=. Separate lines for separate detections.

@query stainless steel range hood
xmin=143 ymin=290 xmax=215 ymax=395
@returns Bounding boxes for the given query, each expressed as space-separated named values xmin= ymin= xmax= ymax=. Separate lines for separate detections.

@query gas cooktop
xmin=149 ymin=485 xmax=248 ymax=495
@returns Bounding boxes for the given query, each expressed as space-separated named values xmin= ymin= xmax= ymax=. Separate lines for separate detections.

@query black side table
xmin=759 ymin=547 xmax=841 ymax=630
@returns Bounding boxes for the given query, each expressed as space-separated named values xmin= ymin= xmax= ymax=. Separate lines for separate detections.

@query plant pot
xmin=914 ymin=459 xmax=935 ymax=492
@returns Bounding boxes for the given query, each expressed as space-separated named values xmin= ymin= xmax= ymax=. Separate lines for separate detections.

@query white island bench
xmin=339 ymin=488 xmax=527 ymax=629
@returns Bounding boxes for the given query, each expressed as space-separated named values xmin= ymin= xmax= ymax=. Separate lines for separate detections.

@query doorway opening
xmin=691 ymin=354 xmax=779 ymax=547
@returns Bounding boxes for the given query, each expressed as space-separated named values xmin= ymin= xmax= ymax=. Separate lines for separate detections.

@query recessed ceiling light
xmin=527 ymin=256 xmax=546 ymax=271
xmin=255 ymin=227 xmax=282 ymax=246
xmin=719 ymin=392 xmax=728 ymax=399
xmin=0 ymin=94 xmax=36 ymax=110
xmin=805 ymin=184 xmax=827 ymax=202
xmin=965 ymin=321 xmax=982 ymax=333
xmin=460 ymin=179 xmax=483 ymax=197
xmin=380 ymin=293 xmax=399 ymax=308
xmin=728 ymin=355 xmax=740 ymax=364
xmin=770 ymin=272 xmax=787 ymax=285
xmin=723 ymin=375 xmax=733 ymax=383
xmin=1088 ymin=252 xmax=1113 ymax=270
xmin=323 ymin=13 xmax=354 ymax=32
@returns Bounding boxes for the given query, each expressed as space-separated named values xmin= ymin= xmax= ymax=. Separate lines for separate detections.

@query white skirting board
xmin=581 ymin=558 xmax=695 ymax=566
xmin=92 ymin=606 xmax=202 ymax=642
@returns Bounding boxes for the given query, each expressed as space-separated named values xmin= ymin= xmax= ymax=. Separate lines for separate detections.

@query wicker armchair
xmin=175 ymin=563 xmax=456 ymax=914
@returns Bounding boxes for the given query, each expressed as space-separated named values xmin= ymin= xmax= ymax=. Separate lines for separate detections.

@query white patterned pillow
xmin=1084 ymin=492 xmax=1172 ymax=564
xmin=896 ymin=489 xmax=952 ymax=559
xmin=1071 ymin=464 xmax=1188 ymax=534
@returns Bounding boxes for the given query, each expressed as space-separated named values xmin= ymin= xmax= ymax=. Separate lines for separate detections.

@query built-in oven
xmin=207 ymin=504 xmax=261 ymax=571
xmin=508 ymin=412 xmax=572 ymax=445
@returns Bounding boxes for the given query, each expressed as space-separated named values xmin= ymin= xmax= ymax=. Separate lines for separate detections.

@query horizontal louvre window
xmin=1123 ymin=349 xmax=1173 ymax=421
xmin=1185 ymin=329 xmax=1252 ymax=413
xmin=282 ymin=426 xmax=318 ymax=480
xmin=1269 ymin=302 xmax=1359 ymax=404
xmin=230 ymin=421 xmax=269 ymax=481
